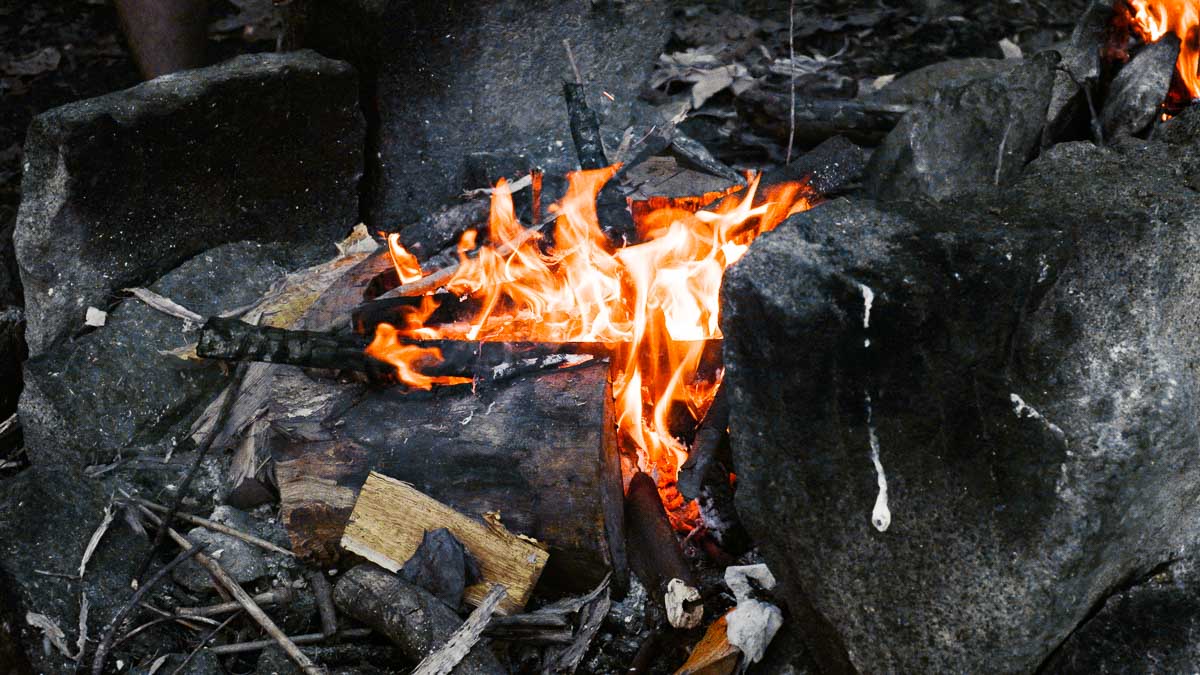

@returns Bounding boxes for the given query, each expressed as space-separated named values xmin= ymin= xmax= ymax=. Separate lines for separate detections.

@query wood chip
xmin=124 ymin=287 xmax=204 ymax=323
xmin=411 ymin=584 xmax=507 ymax=675
xmin=26 ymin=612 xmax=72 ymax=657
xmin=674 ymin=613 xmax=740 ymax=675
xmin=79 ymin=504 xmax=115 ymax=578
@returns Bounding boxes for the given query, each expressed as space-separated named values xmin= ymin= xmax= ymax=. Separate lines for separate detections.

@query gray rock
xmin=0 ymin=471 xmax=152 ymax=674
xmin=14 ymin=50 xmax=363 ymax=356
xmin=1043 ymin=1 xmax=1112 ymax=145
xmin=870 ymin=57 xmax=1019 ymax=106
xmin=867 ymin=52 xmax=1057 ymax=202
xmin=724 ymin=141 xmax=1200 ymax=672
xmin=1100 ymin=34 xmax=1180 ymax=139
xmin=1046 ymin=557 xmax=1200 ymax=673
xmin=172 ymin=506 xmax=274 ymax=592
xmin=299 ymin=0 xmax=671 ymax=225
xmin=19 ymin=241 xmax=306 ymax=479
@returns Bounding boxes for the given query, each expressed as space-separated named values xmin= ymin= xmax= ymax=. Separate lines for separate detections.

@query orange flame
xmin=1122 ymin=0 xmax=1200 ymax=101
xmin=372 ymin=169 xmax=815 ymax=528
xmin=387 ymin=233 xmax=424 ymax=284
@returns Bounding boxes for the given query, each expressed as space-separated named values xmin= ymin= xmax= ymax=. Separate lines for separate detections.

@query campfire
xmin=13 ymin=0 xmax=1200 ymax=673
xmin=366 ymin=168 xmax=813 ymax=530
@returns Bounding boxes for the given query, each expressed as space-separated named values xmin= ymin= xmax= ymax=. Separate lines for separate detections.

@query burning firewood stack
xmin=7 ymin=0 xmax=1200 ymax=673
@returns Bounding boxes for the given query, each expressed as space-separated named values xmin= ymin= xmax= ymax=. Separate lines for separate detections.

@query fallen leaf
xmin=2 ymin=47 xmax=61 ymax=77
xmin=690 ymin=65 xmax=736 ymax=109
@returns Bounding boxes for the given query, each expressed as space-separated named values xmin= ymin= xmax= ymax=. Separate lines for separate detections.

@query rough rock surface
xmin=1046 ymin=557 xmax=1200 ymax=673
xmin=298 ymin=0 xmax=671 ymax=225
xmin=1100 ymin=34 xmax=1180 ymax=139
xmin=724 ymin=141 xmax=1200 ymax=672
xmin=0 ymin=306 xmax=24 ymax=416
xmin=14 ymin=50 xmax=363 ymax=356
xmin=172 ymin=505 xmax=282 ymax=592
xmin=867 ymin=52 xmax=1057 ymax=202
xmin=0 ymin=471 xmax=152 ymax=674
xmin=20 ymin=241 xmax=313 ymax=480
xmin=869 ymin=57 xmax=1019 ymax=105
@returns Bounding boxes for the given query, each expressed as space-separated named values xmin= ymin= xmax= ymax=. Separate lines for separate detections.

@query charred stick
xmin=208 ymin=628 xmax=373 ymax=655
xmin=483 ymin=612 xmax=574 ymax=644
xmin=308 ymin=570 xmax=338 ymax=638
xmin=170 ymin=611 xmax=241 ymax=675
xmin=177 ymin=587 xmax=294 ymax=618
xmin=737 ymin=89 xmax=909 ymax=146
xmin=678 ymin=385 xmax=730 ymax=502
xmin=624 ymin=472 xmax=701 ymax=629
xmin=132 ymin=362 xmax=249 ymax=584
xmin=197 ymin=317 xmax=369 ymax=371
xmin=92 ymin=543 xmax=210 ymax=675
xmin=137 ymin=505 xmax=326 ymax=675
xmin=564 ymin=82 xmax=608 ymax=170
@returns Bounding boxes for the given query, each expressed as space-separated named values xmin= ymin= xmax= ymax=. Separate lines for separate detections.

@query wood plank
xmin=340 ymin=472 xmax=548 ymax=614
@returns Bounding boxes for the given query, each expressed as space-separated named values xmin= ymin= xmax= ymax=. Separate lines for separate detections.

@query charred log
xmin=624 ymin=472 xmax=701 ymax=628
xmin=736 ymin=89 xmax=909 ymax=147
xmin=563 ymin=82 xmax=608 ymax=170
xmin=197 ymin=316 xmax=370 ymax=371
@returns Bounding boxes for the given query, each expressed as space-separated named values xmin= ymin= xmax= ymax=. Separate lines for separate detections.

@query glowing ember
xmin=1119 ymin=0 xmax=1200 ymax=103
xmin=375 ymin=168 xmax=815 ymax=528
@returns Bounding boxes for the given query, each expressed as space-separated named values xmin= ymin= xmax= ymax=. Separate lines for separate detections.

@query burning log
xmin=624 ymin=472 xmax=702 ymax=629
xmin=340 ymin=472 xmax=548 ymax=614
xmin=197 ymin=316 xmax=370 ymax=372
xmin=332 ymin=564 xmax=506 ymax=674
xmin=272 ymin=360 xmax=627 ymax=595
xmin=736 ymin=89 xmax=910 ymax=147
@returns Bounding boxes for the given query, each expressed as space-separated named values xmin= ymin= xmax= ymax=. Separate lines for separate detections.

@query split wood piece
xmin=272 ymin=360 xmax=626 ymax=596
xmin=207 ymin=628 xmax=373 ymax=655
xmin=674 ymin=613 xmax=740 ymax=675
xmin=412 ymin=584 xmax=507 ymax=675
xmin=136 ymin=506 xmax=325 ymax=675
xmin=177 ymin=586 xmax=294 ymax=617
xmin=332 ymin=564 xmax=506 ymax=674
xmin=625 ymin=472 xmax=702 ymax=629
xmin=340 ymin=472 xmax=547 ymax=614
xmin=736 ymin=89 xmax=910 ymax=147
xmin=133 ymin=497 xmax=295 ymax=558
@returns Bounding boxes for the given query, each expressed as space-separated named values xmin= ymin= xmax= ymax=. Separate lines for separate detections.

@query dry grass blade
xmin=124 ymin=287 xmax=204 ymax=323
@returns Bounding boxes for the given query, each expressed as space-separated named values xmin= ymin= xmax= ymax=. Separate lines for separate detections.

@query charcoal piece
xmin=399 ymin=528 xmax=480 ymax=609
xmin=669 ymin=132 xmax=743 ymax=184
xmin=723 ymin=141 xmax=1200 ymax=672
xmin=398 ymin=200 xmax=491 ymax=263
xmin=20 ymin=242 xmax=305 ymax=478
xmin=14 ymin=51 xmax=363 ymax=356
xmin=761 ymin=135 xmax=868 ymax=196
xmin=332 ymin=564 xmax=506 ymax=674
xmin=867 ymin=52 xmax=1058 ymax=202
xmin=564 ymin=83 xmax=609 ymax=171
xmin=300 ymin=1 xmax=671 ymax=225
xmin=1100 ymin=33 xmax=1180 ymax=139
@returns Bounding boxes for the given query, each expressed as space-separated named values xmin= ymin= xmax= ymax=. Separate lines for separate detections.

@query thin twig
xmin=563 ymin=38 xmax=583 ymax=84
xmin=92 ymin=544 xmax=209 ymax=675
xmin=207 ymin=628 xmax=373 ymax=655
xmin=170 ymin=611 xmax=241 ymax=675
xmin=786 ymin=0 xmax=797 ymax=164
xmin=132 ymin=497 xmax=294 ymax=558
xmin=132 ymin=363 xmax=250 ymax=583
xmin=137 ymin=506 xmax=325 ymax=675
xmin=177 ymin=587 xmax=294 ymax=618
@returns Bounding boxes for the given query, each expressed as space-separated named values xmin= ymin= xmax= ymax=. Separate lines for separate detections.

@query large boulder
xmin=867 ymin=52 xmax=1057 ymax=202
xmin=297 ymin=0 xmax=671 ymax=225
xmin=20 ymin=241 xmax=317 ymax=481
xmin=723 ymin=141 xmax=1200 ymax=672
xmin=14 ymin=50 xmax=363 ymax=356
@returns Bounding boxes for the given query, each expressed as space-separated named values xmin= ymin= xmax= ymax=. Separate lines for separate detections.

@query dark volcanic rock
xmin=298 ymin=0 xmax=671 ymax=225
xmin=1100 ymin=34 xmax=1180 ymax=139
xmin=20 ymin=241 xmax=308 ymax=479
xmin=867 ymin=52 xmax=1057 ymax=202
xmin=1043 ymin=1 xmax=1112 ymax=145
xmin=14 ymin=50 xmax=363 ymax=356
xmin=0 ymin=471 xmax=151 ymax=674
xmin=724 ymin=141 xmax=1200 ymax=672
xmin=1046 ymin=557 xmax=1200 ymax=673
